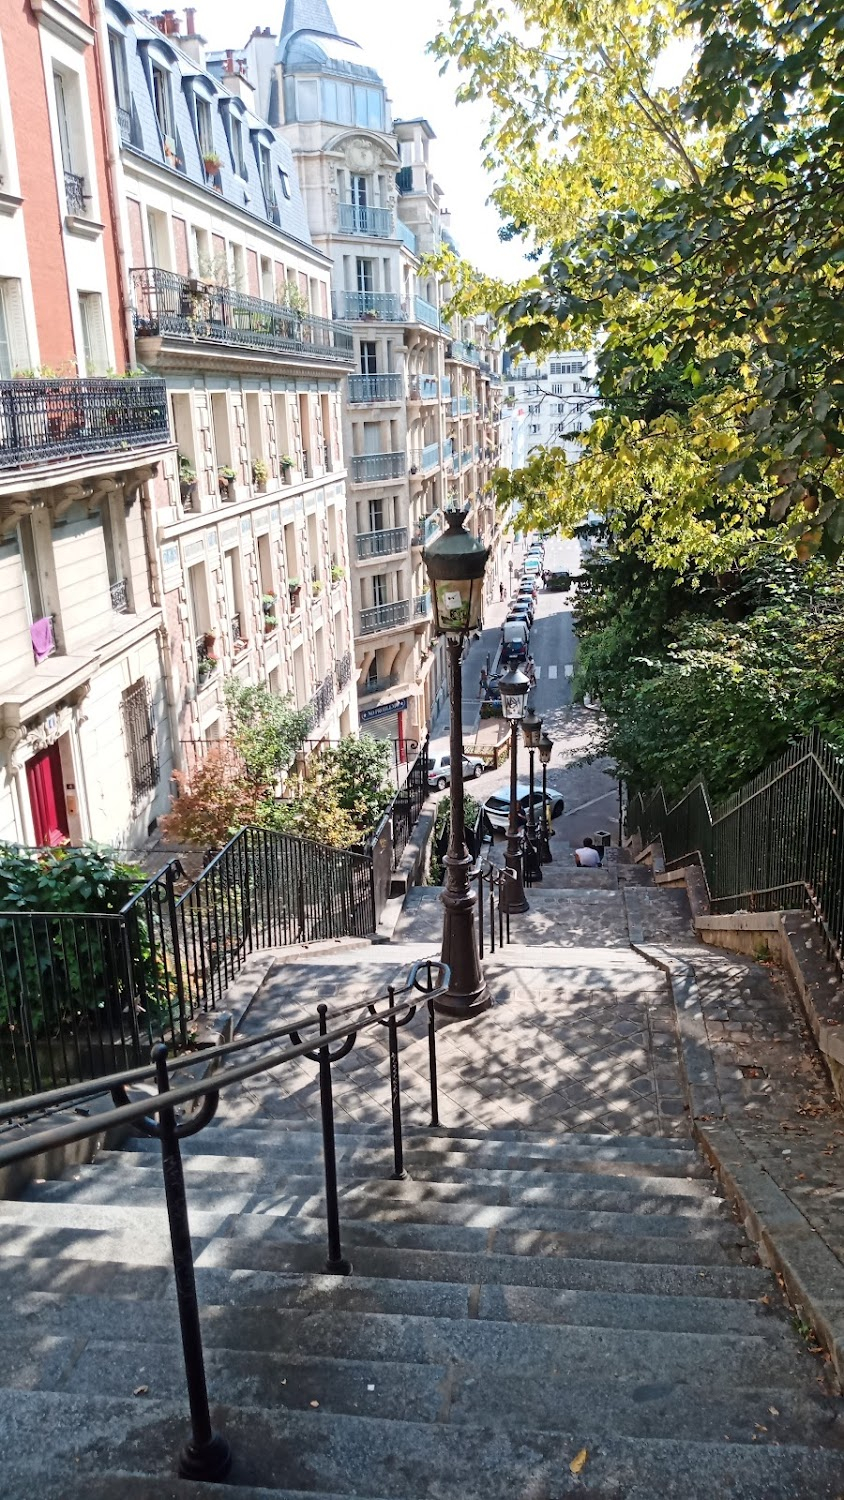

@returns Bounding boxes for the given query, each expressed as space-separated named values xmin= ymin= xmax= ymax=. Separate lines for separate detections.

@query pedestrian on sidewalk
xmin=499 ymin=582 xmax=506 ymax=601
xmin=574 ymin=837 xmax=602 ymax=867
xmin=479 ymin=667 xmax=488 ymax=697
xmin=526 ymin=655 xmax=537 ymax=689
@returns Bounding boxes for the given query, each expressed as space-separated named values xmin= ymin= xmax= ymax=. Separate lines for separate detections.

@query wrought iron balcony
xmin=411 ymin=296 xmax=440 ymax=331
xmin=411 ymin=511 xmax=442 ymax=548
xmin=116 ymin=107 xmax=132 ymax=146
xmin=414 ymin=590 xmax=432 ymax=619
xmin=131 ymin=267 xmax=354 ymax=365
xmin=348 ymin=373 xmax=402 ymax=403
xmin=356 ymin=526 xmax=408 ymax=560
xmin=335 ymin=649 xmax=353 ymax=691
xmin=309 ymin=670 xmax=335 ymax=726
xmin=350 ymin=451 xmax=406 ymax=483
xmin=442 ymin=437 xmax=454 ymax=462
xmin=359 ymin=599 xmax=411 ymax=634
xmin=409 ymin=375 xmax=439 ymax=401
xmin=441 ymin=377 xmax=452 ymax=398
xmin=0 ymin=377 xmax=169 ymax=471
xmin=110 ymin=578 xmax=129 ymax=613
xmin=338 ymin=202 xmax=393 ymax=237
xmin=359 ymin=672 xmax=399 ymax=697
xmin=64 ymin=171 xmax=87 ymax=216
xmin=230 ymin=611 xmax=244 ymax=643
xmin=332 ymin=290 xmax=405 ymax=322
xmin=446 ymin=340 xmax=481 ymax=366
xmin=396 ymin=220 xmax=418 ymax=255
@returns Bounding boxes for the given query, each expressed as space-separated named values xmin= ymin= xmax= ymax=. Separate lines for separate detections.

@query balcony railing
xmin=0 ymin=377 xmax=169 ymax=470
xmin=359 ymin=673 xmax=399 ymax=698
xmin=441 ymin=377 xmax=452 ymax=398
xmin=409 ymin=375 xmax=439 ymax=401
xmin=335 ymin=649 xmax=353 ymax=691
xmin=412 ymin=296 xmax=440 ymax=331
xmin=332 ymin=290 xmax=405 ymax=322
xmin=412 ymin=511 xmax=442 ymax=548
xmin=131 ymin=268 xmax=354 ymax=365
xmin=421 ymin=440 xmax=440 ymax=471
xmin=348 ymin=373 xmax=402 ymax=403
xmin=446 ymin=341 xmax=481 ymax=366
xmin=309 ymin=671 xmax=335 ymax=727
xmin=350 ymin=451 xmax=406 ymax=483
xmin=396 ymin=220 xmax=418 ymax=255
xmin=356 ymin=526 xmax=408 ymax=560
xmin=116 ymin=107 xmax=132 ymax=146
xmin=64 ymin=171 xmax=87 ymax=216
xmin=442 ymin=437 xmax=454 ymax=462
xmin=359 ymin=599 xmax=411 ymax=634
xmin=230 ymin=611 xmax=243 ymax=644
xmin=110 ymin=578 xmax=129 ymax=613
xmin=338 ymin=202 xmax=394 ymax=237
xmin=414 ymin=591 xmax=432 ymax=619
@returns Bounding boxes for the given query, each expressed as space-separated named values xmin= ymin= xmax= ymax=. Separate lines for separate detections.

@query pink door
xmin=26 ymin=744 xmax=70 ymax=846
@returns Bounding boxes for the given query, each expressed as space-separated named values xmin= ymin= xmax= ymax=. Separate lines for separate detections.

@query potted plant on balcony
xmin=252 ymin=457 xmax=269 ymax=493
xmin=203 ymin=151 xmax=222 ymax=177
xmin=330 ymin=564 xmax=345 ymax=583
xmin=218 ymin=465 xmax=237 ymax=501
xmin=262 ymin=593 xmax=278 ymax=632
xmin=178 ymin=453 xmax=197 ymax=509
xmin=288 ymin=577 xmax=301 ymax=608
xmin=312 ymin=578 xmax=323 ymax=597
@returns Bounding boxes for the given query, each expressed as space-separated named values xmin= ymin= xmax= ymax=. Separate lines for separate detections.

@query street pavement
xmin=429 ymin=532 xmax=620 ymax=849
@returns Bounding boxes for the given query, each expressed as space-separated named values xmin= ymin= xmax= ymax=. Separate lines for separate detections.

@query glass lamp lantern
xmin=522 ymin=705 xmax=542 ymax=750
xmin=499 ymin=664 xmax=530 ymax=721
xmin=538 ymin=730 xmax=553 ymax=766
xmin=423 ymin=508 xmax=490 ymax=639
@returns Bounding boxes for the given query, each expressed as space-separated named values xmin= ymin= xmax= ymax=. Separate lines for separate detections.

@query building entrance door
xmin=26 ymin=743 xmax=69 ymax=846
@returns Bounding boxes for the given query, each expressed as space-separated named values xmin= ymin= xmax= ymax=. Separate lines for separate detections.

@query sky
xmin=194 ymin=0 xmax=533 ymax=283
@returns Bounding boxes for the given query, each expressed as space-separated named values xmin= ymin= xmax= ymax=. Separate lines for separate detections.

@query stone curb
xmin=633 ymin=940 xmax=844 ymax=1383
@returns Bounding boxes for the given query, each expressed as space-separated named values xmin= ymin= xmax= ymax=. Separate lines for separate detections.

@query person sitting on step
xmin=574 ymin=836 xmax=602 ymax=868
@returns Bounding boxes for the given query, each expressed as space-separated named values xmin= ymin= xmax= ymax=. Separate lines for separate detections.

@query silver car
xmin=483 ymin=783 xmax=565 ymax=830
xmin=428 ymin=751 xmax=486 ymax=791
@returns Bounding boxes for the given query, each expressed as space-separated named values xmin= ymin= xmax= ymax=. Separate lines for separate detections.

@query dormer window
xmin=151 ymin=64 xmax=174 ymax=147
xmin=230 ymin=117 xmax=246 ymax=177
xmin=278 ymin=168 xmax=291 ymax=201
xmin=196 ymin=98 xmax=214 ymax=160
xmin=257 ymin=144 xmax=273 ymax=201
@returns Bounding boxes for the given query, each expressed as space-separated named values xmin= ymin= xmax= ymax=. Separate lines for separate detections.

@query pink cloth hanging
xmin=30 ymin=616 xmax=55 ymax=663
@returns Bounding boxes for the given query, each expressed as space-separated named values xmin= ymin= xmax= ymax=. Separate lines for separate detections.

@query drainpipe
xmin=141 ymin=484 xmax=183 ymax=776
xmin=90 ymin=0 xmax=137 ymax=368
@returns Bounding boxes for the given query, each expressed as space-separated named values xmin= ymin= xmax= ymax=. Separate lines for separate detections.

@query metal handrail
xmin=0 ymin=955 xmax=449 ymax=1482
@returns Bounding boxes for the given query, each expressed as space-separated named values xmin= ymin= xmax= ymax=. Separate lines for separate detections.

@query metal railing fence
xmin=0 ymin=377 xmax=169 ymax=468
xmin=627 ymin=730 xmax=844 ymax=975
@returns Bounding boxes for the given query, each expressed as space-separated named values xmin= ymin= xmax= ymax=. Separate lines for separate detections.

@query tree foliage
xmin=223 ymin=678 xmax=312 ymax=788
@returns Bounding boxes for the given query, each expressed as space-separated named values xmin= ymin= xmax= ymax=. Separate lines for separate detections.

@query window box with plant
xmin=312 ymin=578 xmax=323 ymax=597
xmin=288 ymin=577 xmax=301 ymax=609
xmin=202 ymin=151 xmax=222 ymax=179
xmin=330 ymin=564 xmax=345 ymax=584
xmin=179 ymin=453 xmax=197 ymax=508
xmin=279 ymin=454 xmax=293 ymax=483
xmin=262 ymin=593 xmax=278 ymax=633
xmin=218 ymin=466 xmax=237 ymax=501
xmin=252 ymin=457 xmax=269 ymax=493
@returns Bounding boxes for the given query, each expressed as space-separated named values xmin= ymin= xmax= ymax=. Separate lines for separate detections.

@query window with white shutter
xmin=78 ymin=293 xmax=108 ymax=375
xmin=0 ymin=280 xmax=31 ymax=376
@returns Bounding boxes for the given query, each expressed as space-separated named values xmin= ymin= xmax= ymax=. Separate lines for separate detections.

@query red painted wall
xmin=80 ymin=0 xmax=128 ymax=369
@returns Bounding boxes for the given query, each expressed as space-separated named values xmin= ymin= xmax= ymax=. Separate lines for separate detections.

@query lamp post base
xmin=501 ymin=846 xmax=529 ymax=914
xmin=437 ymin=860 xmax=492 ymax=1019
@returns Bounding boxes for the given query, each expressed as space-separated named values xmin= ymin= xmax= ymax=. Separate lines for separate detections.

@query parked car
xmin=501 ymin=620 xmax=530 ymax=661
xmin=522 ymin=556 xmax=543 ymax=576
xmin=482 ymin=783 xmax=565 ymax=831
xmin=428 ymin=751 xmax=486 ymax=790
xmin=507 ymin=603 xmax=534 ymax=629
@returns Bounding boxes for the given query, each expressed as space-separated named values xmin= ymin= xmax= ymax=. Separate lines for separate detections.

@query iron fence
xmin=0 ymin=377 xmax=169 ymax=468
xmin=627 ymin=730 xmax=844 ymax=976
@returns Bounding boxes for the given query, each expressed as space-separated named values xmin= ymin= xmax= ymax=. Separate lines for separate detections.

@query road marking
xmin=534 ymin=665 xmax=541 ymax=680
xmin=562 ymin=789 xmax=619 ymax=817
xmin=548 ymin=665 xmax=557 ymax=680
xmin=564 ymin=664 xmax=574 ymax=679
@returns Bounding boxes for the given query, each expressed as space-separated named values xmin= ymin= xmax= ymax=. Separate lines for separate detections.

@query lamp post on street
xmin=522 ymin=705 xmax=543 ymax=885
xmin=423 ymin=509 xmax=491 ymax=1018
xmin=499 ymin=664 xmax=530 ymax=914
xmin=538 ymin=729 xmax=554 ymax=864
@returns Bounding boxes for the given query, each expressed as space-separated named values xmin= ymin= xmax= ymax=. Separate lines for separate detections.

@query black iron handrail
xmin=0 ymin=956 xmax=450 ymax=1483
xmin=131 ymin=267 xmax=354 ymax=365
xmin=627 ymin=729 xmax=844 ymax=976
xmin=471 ymin=858 xmax=516 ymax=958
xmin=0 ymin=377 xmax=169 ymax=468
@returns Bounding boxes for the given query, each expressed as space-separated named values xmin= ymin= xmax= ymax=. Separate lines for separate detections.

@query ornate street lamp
xmin=498 ymin=663 xmax=530 ymax=914
xmin=424 ymin=509 xmax=491 ymax=1018
xmin=522 ymin=704 xmax=543 ymax=885
xmin=538 ymin=729 xmax=554 ymax=864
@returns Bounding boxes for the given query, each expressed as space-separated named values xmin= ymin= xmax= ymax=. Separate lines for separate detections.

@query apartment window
xmin=258 ymin=145 xmax=273 ymax=201
xmin=0 ymin=280 xmax=31 ymax=377
xmin=372 ymin=573 xmax=388 ymax=607
xmin=356 ymin=259 xmax=374 ymax=293
xmin=296 ymin=78 xmax=320 ymax=121
xmin=121 ymin=679 xmax=159 ymax=809
xmin=360 ymin=341 xmax=377 ymax=375
xmin=528 ymin=423 xmax=540 ymax=434
xmin=527 ymin=403 xmax=541 ymax=415
xmin=109 ymin=33 xmax=130 ymax=117
xmin=368 ymin=497 xmax=384 ymax=532
xmin=350 ymin=174 xmax=368 ymax=208
xmin=78 ymin=293 xmax=108 ymax=375
xmin=278 ymin=167 xmax=291 ymax=200
xmin=151 ymin=65 xmax=174 ymax=145
xmin=18 ymin=516 xmax=45 ymax=625
xmin=230 ymin=117 xmax=246 ymax=177
xmin=53 ymin=71 xmax=75 ymax=173
xmin=196 ymin=99 xmax=214 ymax=159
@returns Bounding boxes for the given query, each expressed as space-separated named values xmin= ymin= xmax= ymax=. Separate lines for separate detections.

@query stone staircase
xmin=2 ymin=875 xmax=844 ymax=1497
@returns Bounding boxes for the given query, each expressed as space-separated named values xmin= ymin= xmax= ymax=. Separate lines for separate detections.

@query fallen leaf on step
xmin=769 ymin=1406 xmax=779 ymax=1416
xmin=755 ymin=1424 xmax=767 ymax=1432
xmin=310 ymin=1400 xmax=320 ymax=1408
xmin=570 ymin=1449 xmax=588 ymax=1475
xmin=133 ymin=1386 xmax=148 ymax=1397
xmin=758 ymin=1294 xmax=771 ymax=1306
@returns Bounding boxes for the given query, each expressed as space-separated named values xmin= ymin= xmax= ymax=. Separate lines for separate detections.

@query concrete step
xmin=56 ymin=1162 xmax=724 ymax=1217
xmin=4 ymin=1390 xmax=844 ymax=1500
xmin=0 ymin=1199 xmax=750 ymax=1267
xmin=624 ymin=887 xmax=695 ymax=945
xmin=0 ymin=1293 xmax=813 ymax=1387
xmin=0 ymin=1260 xmax=783 ymax=1338
xmin=115 ymin=1133 xmax=712 ymax=1179
xmin=186 ymin=1119 xmax=698 ymax=1152
xmin=98 ymin=1146 xmax=716 ymax=1191
xmin=2 ymin=1245 xmax=771 ymax=1301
